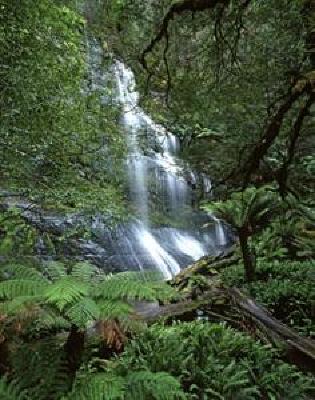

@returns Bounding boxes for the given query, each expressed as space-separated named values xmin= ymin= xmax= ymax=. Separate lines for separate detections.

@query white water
xmin=112 ymin=60 xmax=228 ymax=278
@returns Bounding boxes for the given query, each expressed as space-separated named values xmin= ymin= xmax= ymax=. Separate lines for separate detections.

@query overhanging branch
xmin=140 ymin=0 xmax=230 ymax=69
xmin=239 ymin=75 xmax=315 ymax=186
xmin=276 ymin=92 xmax=315 ymax=197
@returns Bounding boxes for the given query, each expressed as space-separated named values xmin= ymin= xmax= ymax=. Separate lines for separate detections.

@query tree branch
xmin=276 ymin=92 xmax=315 ymax=197
xmin=239 ymin=75 xmax=315 ymax=186
xmin=140 ymin=0 xmax=230 ymax=69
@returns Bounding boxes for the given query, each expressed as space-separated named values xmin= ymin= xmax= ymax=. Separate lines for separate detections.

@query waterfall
xmin=87 ymin=39 xmax=229 ymax=279
xmin=213 ymin=216 xmax=227 ymax=246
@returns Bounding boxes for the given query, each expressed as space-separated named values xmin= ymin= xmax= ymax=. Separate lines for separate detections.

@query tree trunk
xmin=238 ymin=230 xmax=255 ymax=282
xmin=64 ymin=325 xmax=85 ymax=376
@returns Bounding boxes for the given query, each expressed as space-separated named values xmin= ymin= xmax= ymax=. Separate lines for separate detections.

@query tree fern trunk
xmin=0 ymin=340 xmax=9 ymax=374
xmin=64 ymin=325 xmax=85 ymax=376
xmin=238 ymin=230 xmax=255 ymax=282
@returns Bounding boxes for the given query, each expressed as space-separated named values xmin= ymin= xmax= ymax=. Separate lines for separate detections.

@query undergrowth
xmin=221 ymin=260 xmax=315 ymax=337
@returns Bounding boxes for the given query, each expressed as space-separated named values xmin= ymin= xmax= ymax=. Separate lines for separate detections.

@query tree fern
xmin=97 ymin=299 xmax=133 ymax=320
xmin=95 ymin=273 xmax=159 ymax=301
xmin=32 ymin=310 xmax=71 ymax=332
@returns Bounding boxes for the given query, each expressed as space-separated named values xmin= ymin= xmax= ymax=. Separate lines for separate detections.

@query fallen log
xmin=228 ymin=287 xmax=315 ymax=372
xmin=138 ymin=285 xmax=315 ymax=373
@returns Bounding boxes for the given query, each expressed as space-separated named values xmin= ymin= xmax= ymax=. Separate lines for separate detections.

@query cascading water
xmin=112 ymin=60 xmax=228 ymax=278
xmin=87 ymin=38 xmax=229 ymax=279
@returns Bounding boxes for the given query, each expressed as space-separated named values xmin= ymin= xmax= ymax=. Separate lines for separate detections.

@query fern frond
xmin=0 ymin=264 xmax=45 ymax=281
xmin=66 ymin=298 xmax=100 ymax=327
xmin=97 ymin=299 xmax=132 ymax=319
xmin=10 ymin=339 xmax=71 ymax=400
xmin=148 ymin=282 xmax=179 ymax=302
xmin=69 ymin=373 xmax=125 ymax=400
xmin=0 ymin=296 xmax=42 ymax=315
xmin=45 ymin=261 xmax=68 ymax=281
xmin=71 ymin=262 xmax=99 ymax=282
xmin=33 ymin=309 xmax=71 ymax=332
xmin=0 ymin=280 xmax=47 ymax=299
xmin=0 ymin=378 xmax=28 ymax=400
xmin=95 ymin=274 xmax=157 ymax=301
xmin=44 ymin=277 xmax=90 ymax=311
xmin=125 ymin=371 xmax=186 ymax=400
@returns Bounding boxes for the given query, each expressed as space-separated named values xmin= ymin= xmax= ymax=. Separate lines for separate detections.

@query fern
xmin=0 ymin=378 xmax=28 ymax=400
xmin=71 ymin=262 xmax=99 ymax=282
xmin=32 ymin=308 xmax=71 ymax=332
xmin=125 ymin=371 xmax=186 ymax=400
xmin=44 ymin=277 xmax=90 ymax=311
xmin=0 ymin=279 xmax=47 ymax=299
xmin=45 ymin=261 xmax=68 ymax=282
xmin=69 ymin=373 xmax=125 ymax=400
xmin=0 ymin=295 xmax=41 ymax=315
xmin=66 ymin=298 xmax=100 ymax=327
xmin=0 ymin=264 xmax=44 ymax=281
xmin=95 ymin=273 xmax=157 ymax=301
xmin=9 ymin=339 xmax=71 ymax=400
xmin=97 ymin=299 xmax=133 ymax=319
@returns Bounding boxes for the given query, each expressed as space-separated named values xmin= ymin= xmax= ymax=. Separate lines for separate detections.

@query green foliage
xmin=68 ymin=370 xmax=185 ymax=400
xmin=100 ymin=0 xmax=312 ymax=189
xmin=0 ymin=208 xmax=40 ymax=256
xmin=45 ymin=278 xmax=90 ymax=311
xmin=68 ymin=373 xmax=125 ymax=400
xmin=124 ymin=371 xmax=185 ymax=400
xmin=0 ymin=260 xmax=180 ymax=399
xmin=0 ymin=261 xmax=177 ymax=332
xmin=0 ymin=378 xmax=27 ymax=400
xmin=203 ymin=186 xmax=279 ymax=232
xmin=9 ymin=339 xmax=71 ymax=400
xmin=0 ymin=0 xmax=127 ymax=217
xmin=253 ymin=213 xmax=315 ymax=261
xmin=222 ymin=260 xmax=315 ymax=336
xmin=103 ymin=321 xmax=315 ymax=399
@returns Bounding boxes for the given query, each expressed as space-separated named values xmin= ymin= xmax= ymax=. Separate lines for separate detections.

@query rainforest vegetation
xmin=0 ymin=0 xmax=314 ymax=399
